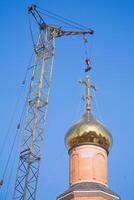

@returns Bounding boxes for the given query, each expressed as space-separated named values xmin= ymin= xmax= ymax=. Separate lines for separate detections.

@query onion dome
xmin=65 ymin=111 xmax=112 ymax=153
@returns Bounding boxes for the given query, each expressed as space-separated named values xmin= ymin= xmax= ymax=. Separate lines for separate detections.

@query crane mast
xmin=13 ymin=5 xmax=94 ymax=200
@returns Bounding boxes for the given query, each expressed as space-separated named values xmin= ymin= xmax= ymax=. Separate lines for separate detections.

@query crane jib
xmin=13 ymin=4 xmax=94 ymax=200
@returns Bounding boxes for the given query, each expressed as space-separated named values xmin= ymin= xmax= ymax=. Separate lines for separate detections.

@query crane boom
xmin=13 ymin=5 xmax=94 ymax=200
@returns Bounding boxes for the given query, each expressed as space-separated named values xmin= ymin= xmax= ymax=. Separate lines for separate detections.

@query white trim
xmin=74 ymin=190 xmax=120 ymax=199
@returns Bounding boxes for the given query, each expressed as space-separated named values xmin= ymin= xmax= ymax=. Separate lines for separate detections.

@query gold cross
xmin=79 ymin=76 xmax=91 ymax=112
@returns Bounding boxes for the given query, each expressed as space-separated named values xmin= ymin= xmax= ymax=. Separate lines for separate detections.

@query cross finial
xmin=79 ymin=76 xmax=91 ymax=112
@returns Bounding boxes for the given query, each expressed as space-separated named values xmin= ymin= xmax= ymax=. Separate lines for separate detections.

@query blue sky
xmin=0 ymin=0 xmax=134 ymax=199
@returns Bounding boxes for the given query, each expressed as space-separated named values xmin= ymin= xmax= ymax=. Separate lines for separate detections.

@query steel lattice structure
xmin=13 ymin=5 xmax=94 ymax=200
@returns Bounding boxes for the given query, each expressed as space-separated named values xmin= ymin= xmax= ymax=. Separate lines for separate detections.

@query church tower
xmin=57 ymin=70 xmax=120 ymax=200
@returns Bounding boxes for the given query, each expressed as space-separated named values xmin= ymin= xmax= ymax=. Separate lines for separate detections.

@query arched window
xmin=94 ymin=153 xmax=106 ymax=183
xmin=70 ymin=154 xmax=79 ymax=182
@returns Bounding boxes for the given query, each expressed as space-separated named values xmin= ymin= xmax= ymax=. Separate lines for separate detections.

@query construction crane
xmin=13 ymin=4 xmax=94 ymax=200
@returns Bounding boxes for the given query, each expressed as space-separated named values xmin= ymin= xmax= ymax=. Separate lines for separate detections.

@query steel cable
xmin=1 ymin=87 xmax=29 ymax=183
xmin=37 ymin=6 xmax=92 ymax=31
xmin=38 ymin=11 xmax=84 ymax=30
xmin=4 ymin=146 xmax=18 ymax=200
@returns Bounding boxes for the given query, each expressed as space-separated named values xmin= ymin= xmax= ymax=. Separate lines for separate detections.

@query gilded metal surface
xmin=65 ymin=112 xmax=112 ymax=152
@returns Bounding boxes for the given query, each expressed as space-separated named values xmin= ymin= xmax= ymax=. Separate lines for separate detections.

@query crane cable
xmin=0 ymin=53 xmax=34 ymax=187
xmin=0 ymin=94 xmax=28 ymax=184
xmin=0 ymin=96 xmax=20 ymax=157
xmin=28 ymin=14 xmax=36 ymax=52
xmin=21 ymin=52 xmax=34 ymax=85
xmin=38 ymin=11 xmax=84 ymax=30
xmin=37 ymin=6 xmax=92 ymax=31
xmin=2 ymin=128 xmax=19 ymax=182
xmin=0 ymin=51 xmax=34 ymax=161
xmin=82 ymin=34 xmax=91 ymax=78
xmin=4 ymin=146 xmax=18 ymax=200
xmin=82 ymin=33 xmax=103 ymax=122
xmin=71 ymin=34 xmax=95 ymax=122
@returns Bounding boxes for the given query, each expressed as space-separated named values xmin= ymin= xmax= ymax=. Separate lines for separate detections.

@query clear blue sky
xmin=0 ymin=0 xmax=134 ymax=199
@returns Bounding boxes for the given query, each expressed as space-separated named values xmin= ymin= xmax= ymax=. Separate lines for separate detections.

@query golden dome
xmin=65 ymin=112 xmax=112 ymax=153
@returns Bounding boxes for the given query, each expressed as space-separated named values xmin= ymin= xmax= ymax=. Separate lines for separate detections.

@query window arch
xmin=70 ymin=153 xmax=79 ymax=182
xmin=94 ymin=153 xmax=106 ymax=183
